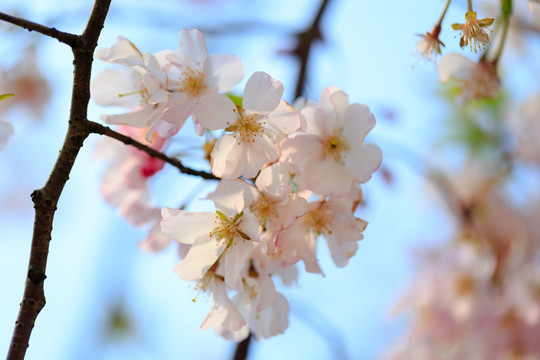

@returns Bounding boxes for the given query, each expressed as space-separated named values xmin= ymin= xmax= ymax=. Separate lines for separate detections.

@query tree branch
xmin=87 ymin=120 xmax=219 ymax=180
xmin=291 ymin=0 xmax=332 ymax=99
xmin=0 ymin=11 xmax=79 ymax=47
xmin=6 ymin=1 xmax=112 ymax=359
xmin=232 ymin=333 xmax=252 ymax=360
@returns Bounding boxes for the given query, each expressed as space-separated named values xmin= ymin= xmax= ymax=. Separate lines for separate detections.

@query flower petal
xmin=179 ymin=29 xmax=209 ymax=67
xmin=265 ymin=101 xmax=300 ymax=135
xmin=91 ymin=69 xmax=142 ymax=108
xmin=437 ymin=53 xmax=475 ymax=83
xmin=345 ymin=142 xmax=382 ymax=183
xmin=223 ymin=240 xmax=255 ymax=291
xmin=160 ymin=209 xmax=216 ymax=244
xmin=195 ymin=93 xmax=237 ymax=130
xmin=211 ymin=134 xmax=246 ymax=179
xmin=300 ymin=159 xmax=354 ymax=196
xmin=203 ymin=54 xmax=244 ymax=92
xmin=243 ymin=72 xmax=283 ymax=113
xmin=174 ymin=234 xmax=226 ymax=281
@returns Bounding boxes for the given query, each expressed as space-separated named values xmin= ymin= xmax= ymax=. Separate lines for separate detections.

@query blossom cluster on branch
xmin=92 ymin=28 xmax=382 ymax=340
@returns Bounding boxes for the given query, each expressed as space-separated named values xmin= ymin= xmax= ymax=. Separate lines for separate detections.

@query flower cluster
xmin=387 ymin=197 xmax=540 ymax=359
xmin=92 ymin=29 xmax=382 ymax=340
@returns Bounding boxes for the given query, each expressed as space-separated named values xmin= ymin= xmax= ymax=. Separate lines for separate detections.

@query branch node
xmin=28 ymin=267 xmax=47 ymax=285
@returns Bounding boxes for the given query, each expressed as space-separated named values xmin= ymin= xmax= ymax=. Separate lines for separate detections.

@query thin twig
xmin=291 ymin=0 xmax=332 ymax=99
xmin=5 ymin=1 xmax=112 ymax=359
xmin=0 ymin=11 xmax=79 ymax=47
xmin=87 ymin=120 xmax=218 ymax=180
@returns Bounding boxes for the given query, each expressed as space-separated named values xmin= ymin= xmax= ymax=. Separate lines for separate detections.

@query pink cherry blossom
xmin=276 ymin=196 xmax=367 ymax=274
xmin=96 ymin=126 xmax=168 ymax=250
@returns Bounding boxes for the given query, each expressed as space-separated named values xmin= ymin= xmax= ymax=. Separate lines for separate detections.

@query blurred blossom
xmin=438 ymin=54 xmax=500 ymax=102
xmin=510 ymin=93 xmax=540 ymax=166
xmin=416 ymin=26 xmax=444 ymax=62
xmin=0 ymin=45 xmax=51 ymax=119
xmin=388 ymin=193 xmax=540 ymax=359
xmin=95 ymin=125 xmax=170 ymax=252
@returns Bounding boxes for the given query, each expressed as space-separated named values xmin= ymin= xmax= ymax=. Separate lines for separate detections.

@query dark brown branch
xmin=6 ymin=1 xmax=112 ymax=359
xmin=291 ymin=0 xmax=332 ymax=99
xmin=232 ymin=333 xmax=252 ymax=360
xmin=0 ymin=11 xmax=79 ymax=47
xmin=87 ymin=120 xmax=219 ymax=180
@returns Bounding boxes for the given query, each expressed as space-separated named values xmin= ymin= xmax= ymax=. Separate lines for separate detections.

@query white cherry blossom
xmin=281 ymin=86 xmax=381 ymax=196
xmin=195 ymin=71 xmax=300 ymax=179
xmin=161 ymin=190 xmax=259 ymax=291
xmin=159 ymin=29 xmax=244 ymax=136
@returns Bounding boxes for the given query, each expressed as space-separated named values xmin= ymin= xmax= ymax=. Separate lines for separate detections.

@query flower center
xmin=322 ymin=131 xmax=349 ymax=163
xmin=226 ymin=108 xmax=266 ymax=145
xmin=209 ymin=211 xmax=250 ymax=248
xmin=179 ymin=67 xmax=206 ymax=97
xmin=454 ymin=275 xmax=475 ymax=296
xmin=117 ymin=80 xmax=150 ymax=104
xmin=249 ymin=194 xmax=279 ymax=232
xmin=304 ymin=205 xmax=333 ymax=236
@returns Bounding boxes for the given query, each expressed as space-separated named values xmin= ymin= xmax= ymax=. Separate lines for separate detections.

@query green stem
xmin=493 ymin=0 xmax=512 ymax=64
xmin=436 ymin=0 xmax=452 ymax=27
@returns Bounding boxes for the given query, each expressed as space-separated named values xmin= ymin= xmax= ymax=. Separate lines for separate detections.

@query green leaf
xmin=226 ymin=93 xmax=243 ymax=107
xmin=0 ymin=93 xmax=14 ymax=101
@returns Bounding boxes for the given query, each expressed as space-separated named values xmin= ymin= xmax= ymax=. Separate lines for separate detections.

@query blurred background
xmin=1 ymin=0 xmax=539 ymax=359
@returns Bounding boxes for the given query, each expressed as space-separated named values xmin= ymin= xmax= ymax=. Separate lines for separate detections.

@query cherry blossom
xmin=0 ymin=45 xmax=51 ymax=119
xmin=452 ymin=10 xmax=494 ymax=53
xmin=92 ymin=30 xmax=244 ymax=140
xmin=281 ymin=86 xmax=382 ymax=196
xmin=198 ymin=274 xmax=248 ymax=341
xmin=232 ymin=276 xmax=290 ymax=340
xmin=96 ymin=125 xmax=169 ymax=250
xmin=388 ymin=196 xmax=540 ymax=359
xmin=195 ymin=71 xmax=300 ymax=179
xmin=91 ymin=27 xmax=381 ymax=343
xmin=277 ymin=194 xmax=367 ymax=274
xmin=91 ymin=37 xmax=173 ymax=139
xmin=159 ymin=29 xmax=244 ymax=136
xmin=416 ymin=25 xmax=444 ymax=62
xmin=161 ymin=188 xmax=260 ymax=291
xmin=437 ymin=53 xmax=500 ymax=102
